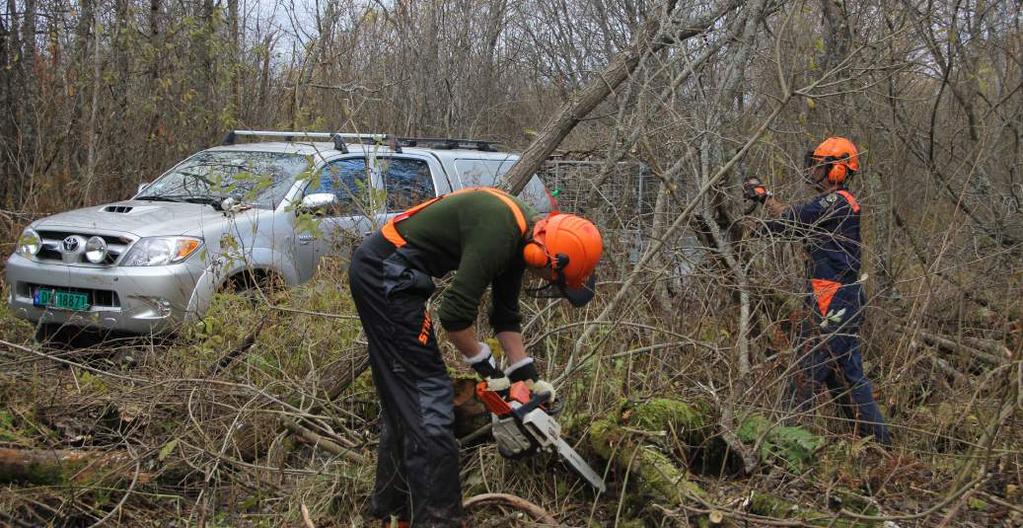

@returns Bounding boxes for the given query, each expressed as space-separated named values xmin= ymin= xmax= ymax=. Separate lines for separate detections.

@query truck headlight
xmin=120 ymin=237 xmax=202 ymax=267
xmin=16 ymin=228 xmax=41 ymax=257
xmin=85 ymin=236 xmax=108 ymax=264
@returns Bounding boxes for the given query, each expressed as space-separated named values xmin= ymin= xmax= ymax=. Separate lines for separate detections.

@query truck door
xmin=295 ymin=157 xmax=382 ymax=278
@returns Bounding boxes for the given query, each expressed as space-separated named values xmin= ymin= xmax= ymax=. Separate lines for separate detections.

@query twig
xmin=208 ymin=313 xmax=269 ymax=376
xmin=282 ymin=418 xmax=367 ymax=464
xmin=0 ymin=339 xmax=145 ymax=383
xmin=301 ymin=502 xmax=316 ymax=528
xmin=86 ymin=458 xmax=143 ymax=528
xmin=269 ymin=305 xmax=360 ymax=319
xmin=463 ymin=493 xmax=559 ymax=526
xmin=458 ymin=422 xmax=493 ymax=447
xmin=837 ymin=474 xmax=987 ymax=521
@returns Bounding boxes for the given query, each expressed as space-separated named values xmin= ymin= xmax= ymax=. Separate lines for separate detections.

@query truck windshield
xmin=138 ymin=151 xmax=314 ymax=209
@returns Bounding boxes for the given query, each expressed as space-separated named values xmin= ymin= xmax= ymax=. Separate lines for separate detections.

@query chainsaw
xmin=476 ymin=380 xmax=607 ymax=493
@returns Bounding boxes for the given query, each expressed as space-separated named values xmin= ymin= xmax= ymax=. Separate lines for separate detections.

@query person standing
xmin=348 ymin=187 xmax=603 ymax=527
xmin=745 ymin=137 xmax=891 ymax=445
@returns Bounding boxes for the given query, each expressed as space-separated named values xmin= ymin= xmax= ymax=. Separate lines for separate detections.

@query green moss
xmin=967 ymin=496 xmax=988 ymax=511
xmin=634 ymin=445 xmax=704 ymax=500
xmin=737 ymin=414 xmax=822 ymax=472
xmin=589 ymin=415 xmax=705 ymax=507
xmin=0 ymin=410 xmax=15 ymax=442
xmin=748 ymin=492 xmax=875 ymax=527
xmin=626 ymin=398 xmax=714 ymax=443
xmin=77 ymin=371 xmax=110 ymax=394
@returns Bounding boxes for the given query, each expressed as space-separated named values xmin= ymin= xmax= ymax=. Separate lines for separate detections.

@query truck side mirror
xmin=300 ymin=193 xmax=337 ymax=213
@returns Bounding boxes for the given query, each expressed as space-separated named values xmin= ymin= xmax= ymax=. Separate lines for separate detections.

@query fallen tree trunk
xmin=911 ymin=328 xmax=1007 ymax=366
xmin=583 ymin=397 xmax=828 ymax=523
xmin=588 ymin=399 xmax=713 ymax=507
xmin=0 ymin=448 xmax=148 ymax=486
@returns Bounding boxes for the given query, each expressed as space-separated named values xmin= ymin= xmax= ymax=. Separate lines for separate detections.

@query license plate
xmin=33 ymin=289 xmax=91 ymax=311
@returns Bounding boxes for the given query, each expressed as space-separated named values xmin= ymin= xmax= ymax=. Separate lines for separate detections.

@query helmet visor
xmin=558 ymin=272 xmax=597 ymax=307
xmin=525 ymin=272 xmax=597 ymax=307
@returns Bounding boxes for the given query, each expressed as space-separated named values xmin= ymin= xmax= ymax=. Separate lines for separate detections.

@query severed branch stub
xmin=463 ymin=493 xmax=559 ymax=526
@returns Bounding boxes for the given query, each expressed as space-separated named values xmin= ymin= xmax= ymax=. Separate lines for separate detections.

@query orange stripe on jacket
xmin=811 ymin=279 xmax=842 ymax=316
xmin=836 ymin=190 xmax=861 ymax=213
xmin=381 ymin=187 xmax=527 ymax=247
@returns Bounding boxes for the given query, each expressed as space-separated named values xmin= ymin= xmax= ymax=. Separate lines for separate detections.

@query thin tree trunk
xmin=146 ymin=0 xmax=162 ymax=164
xmin=500 ymin=0 xmax=738 ymax=195
xmin=82 ymin=6 xmax=100 ymax=204
xmin=229 ymin=0 xmax=241 ymax=118
xmin=0 ymin=5 xmax=11 ymax=206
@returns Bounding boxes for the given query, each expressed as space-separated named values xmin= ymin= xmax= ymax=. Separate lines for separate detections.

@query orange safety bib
xmin=381 ymin=187 xmax=528 ymax=248
xmin=811 ymin=278 xmax=842 ymax=316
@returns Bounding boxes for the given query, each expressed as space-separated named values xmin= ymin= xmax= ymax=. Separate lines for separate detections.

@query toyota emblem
xmin=62 ymin=236 xmax=82 ymax=253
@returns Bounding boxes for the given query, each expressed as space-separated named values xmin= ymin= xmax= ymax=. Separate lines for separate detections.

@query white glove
xmin=505 ymin=357 xmax=556 ymax=403
xmin=529 ymin=379 xmax=556 ymax=404
xmin=464 ymin=342 xmax=510 ymax=391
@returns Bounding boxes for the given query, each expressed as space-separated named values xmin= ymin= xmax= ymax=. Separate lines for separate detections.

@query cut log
xmin=910 ymin=328 xmax=1006 ymax=366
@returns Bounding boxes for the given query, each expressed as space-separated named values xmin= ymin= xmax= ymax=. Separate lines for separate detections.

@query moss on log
xmin=623 ymin=398 xmax=716 ymax=444
xmin=0 ymin=448 xmax=145 ymax=486
xmin=588 ymin=400 xmax=707 ymax=508
xmin=748 ymin=491 xmax=877 ymax=527
xmin=736 ymin=414 xmax=823 ymax=472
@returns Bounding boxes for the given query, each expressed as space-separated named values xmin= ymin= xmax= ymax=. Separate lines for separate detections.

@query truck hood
xmin=31 ymin=200 xmax=234 ymax=237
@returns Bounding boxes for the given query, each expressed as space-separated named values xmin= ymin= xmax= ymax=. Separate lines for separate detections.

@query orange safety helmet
xmin=523 ymin=213 xmax=603 ymax=306
xmin=804 ymin=137 xmax=860 ymax=185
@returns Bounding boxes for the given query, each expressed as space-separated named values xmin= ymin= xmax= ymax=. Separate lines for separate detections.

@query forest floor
xmin=0 ymin=261 xmax=1020 ymax=527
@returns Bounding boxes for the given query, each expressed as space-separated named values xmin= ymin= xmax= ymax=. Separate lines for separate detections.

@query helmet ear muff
xmin=826 ymin=156 xmax=848 ymax=184
xmin=523 ymin=241 xmax=549 ymax=268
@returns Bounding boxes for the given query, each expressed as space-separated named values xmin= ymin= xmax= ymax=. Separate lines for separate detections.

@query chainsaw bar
xmin=555 ymin=438 xmax=606 ymax=493
xmin=477 ymin=380 xmax=607 ymax=493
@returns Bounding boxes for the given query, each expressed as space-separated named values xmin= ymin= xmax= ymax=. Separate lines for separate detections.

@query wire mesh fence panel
xmin=537 ymin=160 xmax=699 ymax=282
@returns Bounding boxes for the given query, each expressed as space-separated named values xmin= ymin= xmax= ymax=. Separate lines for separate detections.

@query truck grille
xmin=20 ymin=283 xmax=121 ymax=308
xmin=35 ymin=230 xmax=136 ymax=266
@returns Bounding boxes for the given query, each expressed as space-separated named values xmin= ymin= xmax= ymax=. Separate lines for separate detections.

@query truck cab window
xmin=313 ymin=158 xmax=373 ymax=215
xmin=381 ymin=158 xmax=435 ymax=212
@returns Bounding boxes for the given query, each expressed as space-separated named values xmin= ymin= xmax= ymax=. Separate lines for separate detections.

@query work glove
xmin=742 ymin=177 xmax=772 ymax=204
xmin=505 ymin=357 xmax=557 ymax=404
xmin=464 ymin=342 xmax=510 ymax=391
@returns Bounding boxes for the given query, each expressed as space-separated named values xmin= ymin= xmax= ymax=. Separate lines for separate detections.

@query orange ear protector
xmin=824 ymin=156 xmax=848 ymax=184
xmin=523 ymin=240 xmax=549 ymax=268
xmin=804 ymin=153 xmax=850 ymax=185
xmin=523 ymin=219 xmax=570 ymax=280
xmin=523 ymin=239 xmax=569 ymax=273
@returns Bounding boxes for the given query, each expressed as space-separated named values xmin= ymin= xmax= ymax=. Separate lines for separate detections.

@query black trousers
xmin=348 ymin=232 xmax=464 ymax=527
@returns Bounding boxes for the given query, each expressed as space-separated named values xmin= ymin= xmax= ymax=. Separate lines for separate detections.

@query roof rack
xmin=393 ymin=137 xmax=500 ymax=152
xmin=222 ymin=130 xmax=389 ymax=154
xmin=220 ymin=130 xmax=500 ymax=154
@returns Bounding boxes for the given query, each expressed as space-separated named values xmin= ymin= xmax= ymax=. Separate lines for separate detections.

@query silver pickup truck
xmin=5 ymin=131 xmax=548 ymax=336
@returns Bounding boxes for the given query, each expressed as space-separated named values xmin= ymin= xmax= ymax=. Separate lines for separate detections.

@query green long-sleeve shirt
xmin=393 ymin=189 xmax=538 ymax=332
